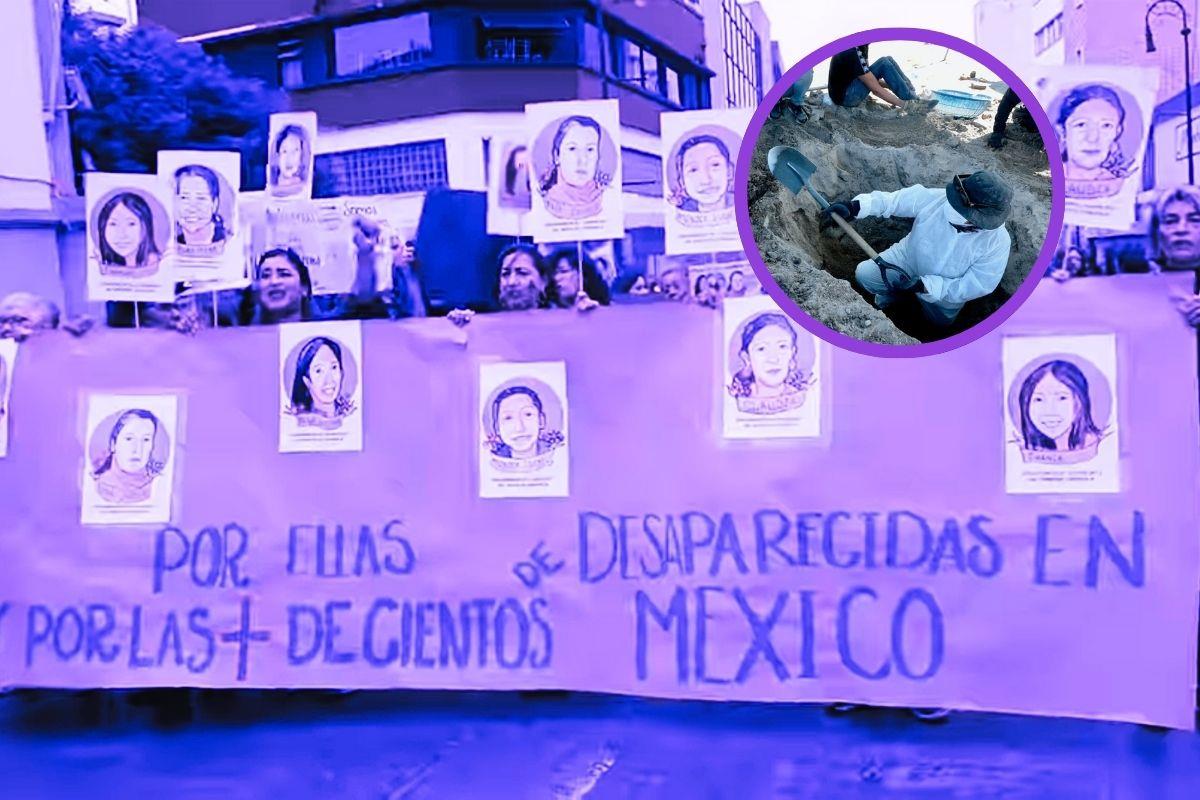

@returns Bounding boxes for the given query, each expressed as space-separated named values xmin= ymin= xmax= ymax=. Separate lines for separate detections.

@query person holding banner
xmin=248 ymin=248 xmax=312 ymax=325
xmin=96 ymin=192 xmax=162 ymax=273
xmin=546 ymin=247 xmax=609 ymax=309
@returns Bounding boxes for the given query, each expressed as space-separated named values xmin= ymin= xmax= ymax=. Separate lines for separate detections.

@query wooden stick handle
xmin=828 ymin=213 xmax=881 ymax=261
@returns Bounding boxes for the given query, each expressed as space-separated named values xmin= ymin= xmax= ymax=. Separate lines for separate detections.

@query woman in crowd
xmin=247 ymin=247 xmax=312 ymax=325
xmin=91 ymin=409 xmax=164 ymax=504
xmin=546 ymin=247 xmax=610 ymax=309
xmin=97 ymin=192 xmax=162 ymax=273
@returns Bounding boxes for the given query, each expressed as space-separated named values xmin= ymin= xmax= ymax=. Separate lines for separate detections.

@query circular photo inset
xmin=90 ymin=188 xmax=169 ymax=275
xmin=737 ymin=30 xmax=1064 ymax=356
xmin=531 ymin=115 xmax=619 ymax=220
xmin=481 ymin=377 xmax=566 ymax=462
xmin=88 ymin=409 xmax=172 ymax=505
xmin=282 ymin=335 xmax=360 ymax=430
xmin=171 ymin=163 xmax=237 ymax=249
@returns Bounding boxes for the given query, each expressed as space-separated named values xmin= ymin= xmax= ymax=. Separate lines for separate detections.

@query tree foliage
xmin=63 ymin=17 xmax=285 ymax=188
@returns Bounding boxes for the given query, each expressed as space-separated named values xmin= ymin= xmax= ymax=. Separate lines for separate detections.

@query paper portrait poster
xmin=661 ymin=109 xmax=752 ymax=254
xmin=1035 ymin=67 xmax=1158 ymax=229
xmin=1002 ymin=334 xmax=1120 ymax=494
xmin=722 ymin=295 xmax=821 ymax=439
xmin=157 ymin=150 xmax=243 ymax=283
xmin=279 ymin=320 xmax=363 ymax=453
xmin=690 ymin=257 xmax=762 ymax=305
xmin=84 ymin=173 xmax=175 ymax=303
xmin=0 ymin=340 xmax=15 ymax=458
xmin=486 ymin=132 xmax=532 ymax=236
xmin=526 ymin=99 xmax=624 ymax=243
xmin=80 ymin=394 xmax=179 ymax=525
xmin=266 ymin=111 xmax=317 ymax=201
xmin=479 ymin=361 xmax=569 ymax=498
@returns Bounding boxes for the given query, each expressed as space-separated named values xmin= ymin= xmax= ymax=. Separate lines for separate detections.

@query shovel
xmin=768 ymin=146 xmax=904 ymax=284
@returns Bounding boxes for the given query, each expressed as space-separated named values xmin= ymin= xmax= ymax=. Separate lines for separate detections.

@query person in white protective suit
xmin=819 ymin=171 xmax=1014 ymax=326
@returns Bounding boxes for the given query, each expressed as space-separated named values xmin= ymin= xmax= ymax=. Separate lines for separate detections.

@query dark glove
xmin=986 ymin=130 xmax=1005 ymax=150
xmin=819 ymin=199 xmax=860 ymax=231
xmin=876 ymin=258 xmax=919 ymax=291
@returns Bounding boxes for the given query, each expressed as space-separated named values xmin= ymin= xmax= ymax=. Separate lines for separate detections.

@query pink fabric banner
xmin=0 ymin=274 xmax=1196 ymax=728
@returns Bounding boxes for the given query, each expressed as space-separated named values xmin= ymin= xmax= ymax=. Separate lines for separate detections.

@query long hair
xmin=173 ymin=164 xmax=226 ymax=242
xmin=248 ymin=247 xmax=313 ymax=324
xmin=489 ymin=385 xmax=546 ymax=458
xmin=546 ymin=247 xmax=611 ymax=306
xmin=1057 ymin=84 xmax=1133 ymax=177
xmin=729 ymin=313 xmax=807 ymax=396
xmin=269 ymin=124 xmax=311 ymax=186
xmin=539 ymin=116 xmax=607 ymax=194
xmin=496 ymin=243 xmax=548 ymax=308
xmin=290 ymin=336 xmax=351 ymax=415
xmin=1150 ymin=185 xmax=1200 ymax=262
xmin=97 ymin=192 xmax=160 ymax=267
xmin=504 ymin=145 xmax=528 ymax=195
xmin=672 ymin=134 xmax=732 ymax=208
xmin=93 ymin=409 xmax=162 ymax=476
xmin=1018 ymin=359 xmax=1103 ymax=451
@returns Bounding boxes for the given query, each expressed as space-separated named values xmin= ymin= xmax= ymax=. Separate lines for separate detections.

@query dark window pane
xmin=334 ymin=14 xmax=432 ymax=77
xmin=315 ymin=140 xmax=448 ymax=197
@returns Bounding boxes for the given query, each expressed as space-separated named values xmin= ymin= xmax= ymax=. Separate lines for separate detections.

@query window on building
xmin=721 ymin=0 xmax=761 ymax=108
xmin=315 ymin=140 xmax=448 ymax=197
xmin=665 ymin=65 xmax=680 ymax=105
xmin=334 ymin=13 xmax=432 ymax=77
xmin=277 ymin=39 xmax=304 ymax=89
xmin=1034 ymin=12 xmax=1064 ymax=56
xmin=582 ymin=22 xmax=604 ymax=71
xmin=478 ymin=15 xmax=569 ymax=63
xmin=621 ymin=148 xmax=663 ymax=198
xmin=615 ymin=37 xmax=672 ymax=97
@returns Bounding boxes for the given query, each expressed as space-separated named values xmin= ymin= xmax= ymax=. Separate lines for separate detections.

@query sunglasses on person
xmin=951 ymin=174 xmax=983 ymax=233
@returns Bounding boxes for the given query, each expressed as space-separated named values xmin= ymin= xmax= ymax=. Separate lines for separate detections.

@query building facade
xmin=700 ymin=0 xmax=778 ymax=108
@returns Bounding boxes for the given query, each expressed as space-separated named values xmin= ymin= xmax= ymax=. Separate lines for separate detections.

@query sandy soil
xmin=748 ymin=92 xmax=1052 ymax=344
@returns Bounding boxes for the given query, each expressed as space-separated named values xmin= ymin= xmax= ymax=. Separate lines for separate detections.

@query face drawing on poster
xmin=1015 ymin=359 xmax=1106 ymax=463
xmin=501 ymin=144 xmax=531 ymax=209
xmin=1056 ymin=84 xmax=1135 ymax=198
xmin=270 ymin=124 xmax=311 ymax=197
xmin=727 ymin=312 xmax=812 ymax=414
xmin=96 ymin=192 xmax=162 ymax=274
xmin=671 ymin=133 xmax=734 ymax=213
xmin=486 ymin=385 xmax=565 ymax=469
xmin=91 ymin=409 xmax=165 ymax=504
xmin=173 ymin=164 xmax=227 ymax=248
xmin=538 ymin=116 xmax=612 ymax=220
xmin=287 ymin=336 xmax=356 ymax=429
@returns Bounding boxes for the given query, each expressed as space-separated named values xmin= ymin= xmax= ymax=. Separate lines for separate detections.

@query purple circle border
xmin=734 ymin=27 xmax=1067 ymax=358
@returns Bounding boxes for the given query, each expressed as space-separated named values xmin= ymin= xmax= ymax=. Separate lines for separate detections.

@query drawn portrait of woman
xmin=287 ymin=336 xmax=356 ymax=428
xmin=1016 ymin=359 xmax=1106 ymax=460
xmin=173 ymin=164 xmax=228 ymax=248
xmin=670 ymin=133 xmax=735 ymax=213
xmin=500 ymin=144 xmax=532 ymax=209
xmin=728 ymin=312 xmax=813 ymax=413
xmin=96 ymin=192 xmax=163 ymax=274
xmin=91 ymin=409 xmax=166 ymax=505
xmin=538 ymin=115 xmax=612 ymax=220
xmin=1055 ymin=84 xmax=1136 ymax=198
xmin=269 ymin=124 xmax=311 ymax=198
xmin=486 ymin=385 xmax=565 ymax=461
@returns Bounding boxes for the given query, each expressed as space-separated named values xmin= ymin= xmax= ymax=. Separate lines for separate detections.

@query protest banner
xmin=0 ymin=275 xmax=1195 ymax=729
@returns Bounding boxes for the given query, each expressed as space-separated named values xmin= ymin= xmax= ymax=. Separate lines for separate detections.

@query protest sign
xmin=157 ymin=150 xmax=243 ymax=284
xmin=661 ymin=109 xmax=752 ymax=254
xmin=266 ymin=112 xmax=317 ymax=201
xmin=84 ymin=173 xmax=175 ymax=303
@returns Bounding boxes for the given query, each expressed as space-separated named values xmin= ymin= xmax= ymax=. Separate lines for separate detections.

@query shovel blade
xmin=768 ymin=146 xmax=817 ymax=196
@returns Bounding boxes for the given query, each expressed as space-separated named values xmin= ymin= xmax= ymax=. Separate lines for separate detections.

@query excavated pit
xmin=749 ymin=103 xmax=1052 ymax=344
